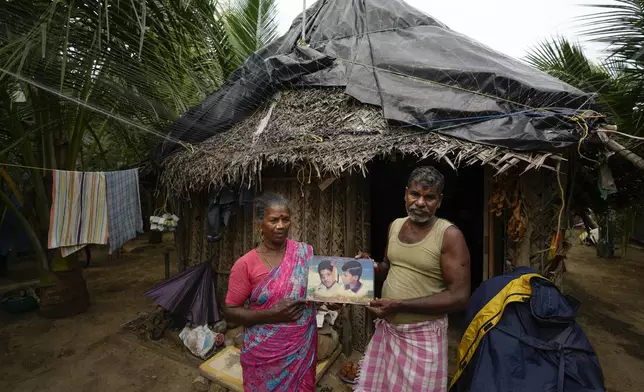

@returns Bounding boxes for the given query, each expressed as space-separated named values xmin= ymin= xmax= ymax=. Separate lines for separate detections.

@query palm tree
xmin=582 ymin=0 xmax=644 ymax=137
xmin=0 ymin=0 xmax=280 ymax=315
xmin=526 ymin=1 xmax=644 ymax=137
xmin=525 ymin=37 xmax=638 ymax=134
xmin=1 ymin=0 xmax=224 ymax=265
xmin=525 ymin=38 xmax=644 ymax=173
xmin=525 ymin=5 xmax=644 ymax=250
xmin=223 ymin=0 xmax=279 ymax=65
xmin=582 ymin=1 xmax=644 ymax=73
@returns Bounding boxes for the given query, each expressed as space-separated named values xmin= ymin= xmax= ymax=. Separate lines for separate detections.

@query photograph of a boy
xmin=314 ymin=259 xmax=341 ymax=296
xmin=341 ymin=260 xmax=368 ymax=297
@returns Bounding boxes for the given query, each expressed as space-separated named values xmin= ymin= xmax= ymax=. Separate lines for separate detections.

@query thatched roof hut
xmin=163 ymin=88 xmax=565 ymax=195
xmin=157 ymin=0 xmax=597 ymax=355
xmin=160 ymin=88 xmax=575 ymax=354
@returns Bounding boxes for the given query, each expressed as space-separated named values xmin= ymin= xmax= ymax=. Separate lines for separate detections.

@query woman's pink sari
xmin=241 ymin=239 xmax=317 ymax=392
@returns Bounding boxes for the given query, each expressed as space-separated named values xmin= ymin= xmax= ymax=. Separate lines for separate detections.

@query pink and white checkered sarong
xmin=354 ymin=316 xmax=448 ymax=392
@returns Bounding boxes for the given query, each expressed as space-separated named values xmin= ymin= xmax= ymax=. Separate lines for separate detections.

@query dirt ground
xmin=1 ymin=236 xmax=643 ymax=391
xmin=0 ymin=236 xmax=198 ymax=392
xmin=563 ymin=242 xmax=644 ymax=392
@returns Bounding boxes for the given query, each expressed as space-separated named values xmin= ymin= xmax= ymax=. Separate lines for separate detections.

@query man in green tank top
xmin=355 ymin=166 xmax=471 ymax=392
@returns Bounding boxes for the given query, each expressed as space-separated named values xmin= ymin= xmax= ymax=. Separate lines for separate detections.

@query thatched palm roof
xmin=162 ymin=88 xmax=565 ymax=195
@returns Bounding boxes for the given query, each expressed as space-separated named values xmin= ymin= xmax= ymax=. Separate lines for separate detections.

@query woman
xmin=224 ymin=193 xmax=317 ymax=392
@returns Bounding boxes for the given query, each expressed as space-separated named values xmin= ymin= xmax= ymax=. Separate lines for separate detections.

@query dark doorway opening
xmin=368 ymin=156 xmax=485 ymax=298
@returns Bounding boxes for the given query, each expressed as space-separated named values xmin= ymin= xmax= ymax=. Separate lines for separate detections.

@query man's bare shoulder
xmin=441 ymin=225 xmax=468 ymax=250
xmin=443 ymin=224 xmax=464 ymax=238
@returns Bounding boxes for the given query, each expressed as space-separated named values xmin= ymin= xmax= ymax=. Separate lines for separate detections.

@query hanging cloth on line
xmin=206 ymin=187 xmax=254 ymax=243
xmin=105 ymin=169 xmax=143 ymax=254
xmin=48 ymin=170 xmax=109 ymax=257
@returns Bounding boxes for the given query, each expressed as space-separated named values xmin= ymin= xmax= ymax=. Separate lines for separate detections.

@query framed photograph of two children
xmin=306 ymin=256 xmax=375 ymax=305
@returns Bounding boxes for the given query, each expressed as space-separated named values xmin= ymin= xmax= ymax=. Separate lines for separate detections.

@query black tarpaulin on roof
xmin=155 ymin=0 xmax=594 ymax=160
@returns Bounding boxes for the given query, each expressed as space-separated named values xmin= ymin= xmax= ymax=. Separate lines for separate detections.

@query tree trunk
xmin=1 ymin=91 xmax=51 ymax=242
xmin=39 ymin=252 xmax=90 ymax=318
xmin=0 ymin=188 xmax=48 ymax=270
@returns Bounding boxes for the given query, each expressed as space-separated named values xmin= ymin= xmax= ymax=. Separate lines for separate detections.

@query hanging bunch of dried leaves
xmin=488 ymin=186 xmax=507 ymax=217
xmin=508 ymin=194 xmax=528 ymax=243
xmin=488 ymin=182 xmax=529 ymax=243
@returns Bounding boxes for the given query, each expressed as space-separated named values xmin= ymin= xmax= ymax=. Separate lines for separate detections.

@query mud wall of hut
xmin=176 ymin=174 xmax=372 ymax=352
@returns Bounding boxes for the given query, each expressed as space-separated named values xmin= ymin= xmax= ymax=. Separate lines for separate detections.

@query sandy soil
xmin=1 ymin=236 xmax=643 ymax=391
xmin=563 ymin=242 xmax=644 ymax=392
xmin=0 ymin=236 xmax=198 ymax=392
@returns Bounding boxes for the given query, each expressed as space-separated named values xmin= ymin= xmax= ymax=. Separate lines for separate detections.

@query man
xmin=355 ymin=166 xmax=471 ymax=392
xmin=340 ymin=260 xmax=368 ymax=297
xmin=314 ymin=259 xmax=341 ymax=297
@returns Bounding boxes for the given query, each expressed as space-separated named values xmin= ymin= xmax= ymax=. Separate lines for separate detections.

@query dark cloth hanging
xmin=206 ymin=187 xmax=255 ymax=243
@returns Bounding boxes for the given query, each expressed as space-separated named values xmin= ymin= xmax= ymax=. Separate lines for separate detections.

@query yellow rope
xmin=549 ymin=160 xmax=566 ymax=260
xmin=571 ymin=116 xmax=600 ymax=165
xmin=179 ymin=142 xmax=195 ymax=154
xmin=555 ymin=160 xmax=565 ymax=239
xmin=532 ymin=162 xmax=568 ymax=260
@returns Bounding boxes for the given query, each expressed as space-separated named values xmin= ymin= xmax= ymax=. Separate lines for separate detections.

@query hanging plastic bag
xmin=149 ymin=212 xmax=180 ymax=232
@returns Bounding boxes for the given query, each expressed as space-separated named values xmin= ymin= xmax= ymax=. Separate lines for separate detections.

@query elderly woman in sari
xmin=224 ymin=193 xmax=317 ymax=392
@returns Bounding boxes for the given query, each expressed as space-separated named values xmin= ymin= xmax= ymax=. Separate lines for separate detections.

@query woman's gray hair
xmin=255 ymin=192 xmax=291 ymax=222
xmin=407 ymin=166 xmax=445 ymax=194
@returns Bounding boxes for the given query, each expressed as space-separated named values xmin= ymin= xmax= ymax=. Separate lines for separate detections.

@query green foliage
xmin=525 ymin=37 xmax=615 ymax=94
xmin=526 ymin=3 xmax=644 ymax=213
xmin=223 ymin=0 xmax=279 ymax=66
xmin=582 ymin=0 xmax=644 ymax=136
xmin=0 ymin=0 xmax=281 ymax=267
xmin=526 ymin=1 xmax=644 ymax=137
xmin=0 ymin=0 xmax=281 ymax=173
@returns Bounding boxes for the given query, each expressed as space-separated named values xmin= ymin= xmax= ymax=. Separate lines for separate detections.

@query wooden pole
xmin=488 ymin=211 xmax=495 ymax=278
xmin=301 ymin=0 xmax=306 ymax=43
xmin=164 ymin=251 xmax=170 ymax=279
xmin=597 ymin=127 xmax=644 ymax=171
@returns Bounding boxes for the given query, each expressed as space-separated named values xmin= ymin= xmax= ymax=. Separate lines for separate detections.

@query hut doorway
xmin=369 ymin=157 xmax=485 ymax=296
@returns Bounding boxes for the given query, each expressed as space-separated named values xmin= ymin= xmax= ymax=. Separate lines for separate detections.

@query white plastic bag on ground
xmin=179 ymin=324 xmax=217 ymax=359
xmin=316 ymin=305 xmax=339 ymax=328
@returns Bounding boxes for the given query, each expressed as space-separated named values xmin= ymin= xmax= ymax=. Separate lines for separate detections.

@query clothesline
xmin=48 ymin=169 xmax=144 ymax=256
xmin=1 ymin=163 xmax=144 ymax=257
xmin=0 ymin=162 xmax=142 ymax=172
